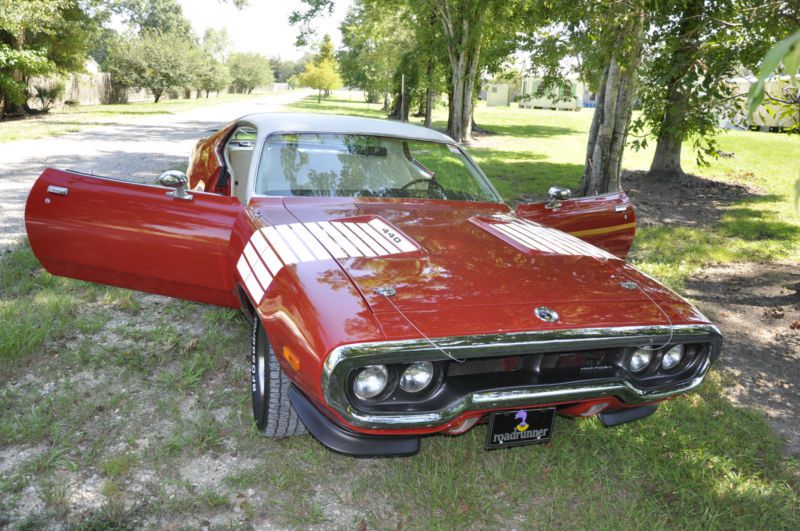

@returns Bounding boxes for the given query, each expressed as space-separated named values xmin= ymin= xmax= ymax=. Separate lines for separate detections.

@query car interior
xmin=224 ymin=125 xmax=258 ymax=205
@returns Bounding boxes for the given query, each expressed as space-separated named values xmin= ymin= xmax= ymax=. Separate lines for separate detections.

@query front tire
xmin=251 ymin=317 xmax=307 ymax=437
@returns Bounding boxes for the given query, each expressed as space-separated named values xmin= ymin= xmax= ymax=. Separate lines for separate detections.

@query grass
xmin=1 ymin=243 xmax=798 ymax=528
xmin=0 ymin=90 xmax=288 ymax=143
xmin=1 ymin=93 xmax=799 ymax=528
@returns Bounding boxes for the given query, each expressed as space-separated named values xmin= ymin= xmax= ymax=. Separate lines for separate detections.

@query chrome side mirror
xmin=158 ymin=170 xmax=193 ymax=201
xmin=546 ymin=186 xmax=571 ymax=208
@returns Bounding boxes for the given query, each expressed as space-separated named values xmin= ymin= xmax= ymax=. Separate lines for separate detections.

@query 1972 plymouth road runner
xmin=25 ymin=113 xmax=722 ymax=456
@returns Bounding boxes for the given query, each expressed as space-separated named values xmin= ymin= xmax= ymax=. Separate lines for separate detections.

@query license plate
xmin=485 ymin=408 xmax=555 ymax=450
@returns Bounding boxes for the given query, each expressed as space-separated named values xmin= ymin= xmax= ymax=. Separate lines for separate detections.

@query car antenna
xmin=374 ymin=287 xmax=464 ymax=363
xmin=620 ymin=273 xmax=675 ymax=350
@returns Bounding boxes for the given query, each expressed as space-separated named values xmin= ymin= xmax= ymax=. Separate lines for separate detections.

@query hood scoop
xmin=470 ymin=214 xmax=620 ymax=260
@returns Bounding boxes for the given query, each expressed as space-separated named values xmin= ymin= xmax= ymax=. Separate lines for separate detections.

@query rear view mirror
xmin=546 ymin=186 xmax=571 ymax=208
xmin=158 ymin=171 xmax=192 ymax=201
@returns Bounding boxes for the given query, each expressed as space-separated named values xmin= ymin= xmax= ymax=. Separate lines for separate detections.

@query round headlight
xmin=399 ymin=361 xmax=434 ymax=393
xmin=662 ymin=344 xmax=685 ymax=370
xmin=630 ymin=348 xmax=653 ymax=373
xmin=353 ymin=365 xmax=388 ymax=400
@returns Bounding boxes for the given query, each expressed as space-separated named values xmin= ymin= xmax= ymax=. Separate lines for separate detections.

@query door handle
xmin=614 ymin=205 xmax=627 ymax=212
xmin=47 ymin=185 xmax=69 ymax=196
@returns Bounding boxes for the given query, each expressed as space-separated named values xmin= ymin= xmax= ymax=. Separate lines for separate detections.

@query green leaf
xmin=784 ymin=40 xmax=800 ymax=88
xmin=748 ymin=29 xmax=800 ymax=116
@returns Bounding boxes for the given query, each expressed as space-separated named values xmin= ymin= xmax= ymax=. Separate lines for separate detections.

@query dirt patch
xmin=684 ymin=262 xmax=800 ymax=456
xmin=622 ymin=170 xmax=759 ymax=227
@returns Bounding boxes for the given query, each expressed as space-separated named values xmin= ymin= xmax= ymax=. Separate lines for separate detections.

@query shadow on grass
xmin=288 ymin=97 xmax=387 ymax=118
xmin=2 ymin=241 xmax=799 ymax=529
xmin=470 ymin=149 xmax=583 ymax=202
xmin=74 ymin=110 xmax=170 ymax=116
xmin=357 ymin=373 xmax=800 ymax=529
xmin=474 ymin=122 xmax=582 ymax=138
xmin=719 ymin=207 xmax=800 ymax=242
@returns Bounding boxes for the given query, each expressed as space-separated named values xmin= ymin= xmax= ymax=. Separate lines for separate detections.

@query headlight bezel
xmin=348 ymin=361 xmax=443 ymax=403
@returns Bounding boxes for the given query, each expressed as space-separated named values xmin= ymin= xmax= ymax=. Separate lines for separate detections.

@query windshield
xmin=254 ymin=133 xmax=499 ymax=202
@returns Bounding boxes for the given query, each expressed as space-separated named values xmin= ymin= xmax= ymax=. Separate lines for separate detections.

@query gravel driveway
xmin=0 ymin=90 xmax=310 ymax=250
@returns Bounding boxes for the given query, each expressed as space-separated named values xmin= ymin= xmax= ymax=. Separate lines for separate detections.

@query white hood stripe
xmin=238 ymin=217 xmax=418 ymax=304
xmin=318 ymin=221 xmax=362 ymax=257
xmin=474 ymin=215 xmax=618 ymax=260
xmin=262 ymin=226 xmax=299 ymax=264
xmin=368 ymin=218 xmax=417 ymax=253
xmin=331 ymin=222 xmax=377 ymax=257
xmin=276 ymin=224 xmax=315 ymax=262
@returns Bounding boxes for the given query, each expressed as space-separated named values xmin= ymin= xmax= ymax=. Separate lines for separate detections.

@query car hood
xmin=274 ymin=197 xmax=703 ymax=336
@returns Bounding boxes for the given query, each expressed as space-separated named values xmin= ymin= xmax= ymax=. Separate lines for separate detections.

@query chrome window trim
xmin=321 ymin=324 xmax=722 ymax=429
xmin=249 ymin=131 xmax=503 ymax=204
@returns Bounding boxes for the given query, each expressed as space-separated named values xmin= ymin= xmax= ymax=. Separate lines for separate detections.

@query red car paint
xmin=25 ymin=123 xmax=715 ymax=441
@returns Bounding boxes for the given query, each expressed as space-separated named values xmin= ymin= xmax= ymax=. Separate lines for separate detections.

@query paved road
xmin=0 ymin=90 xmax=311 ymax=249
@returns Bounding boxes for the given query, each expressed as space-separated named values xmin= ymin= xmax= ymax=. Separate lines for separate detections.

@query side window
xmin=225 ymin=126 xmax=257 ymax=205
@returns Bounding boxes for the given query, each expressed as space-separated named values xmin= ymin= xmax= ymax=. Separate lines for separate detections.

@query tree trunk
xmin=650 ymin=68 xmax=689 ymax=177
xmin=448 ymin=66 xmax=466 ymax=141
xmin=383 ymin=88 xmax=389 ymax=111
xmin=424 ymin=88 xmax=434 ymax=128
xmin=648 ymin=0 xmax=701 ymax=177
xmin=424 ymin=57 xmax=435 ymax=128
xmin=649 ymin=85 xmax=689 ymax=176
xmin=578 ymin=10 xmax=645 ymax=196
xmin=434 ymin=2 xmax=488 ymax=143
xmin=153 ymin=91 xmax=162 ymax=103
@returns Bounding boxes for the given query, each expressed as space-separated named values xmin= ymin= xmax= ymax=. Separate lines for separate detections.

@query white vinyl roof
xmin=238 ymin=112 xmax=455 ymax=144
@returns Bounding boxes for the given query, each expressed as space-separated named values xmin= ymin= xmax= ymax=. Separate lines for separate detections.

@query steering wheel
xmin=400 ymin=178 xmax=443 ymax=191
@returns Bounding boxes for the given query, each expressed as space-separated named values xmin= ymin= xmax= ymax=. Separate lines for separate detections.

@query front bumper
xmin=322 ymin=324 xmax=722 ymax=430
xmin=290 ymin=385 xmax=661 ymax=456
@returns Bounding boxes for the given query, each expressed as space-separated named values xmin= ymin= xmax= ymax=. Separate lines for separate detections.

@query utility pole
xmin=401 ymin=74 xmax=406 ymax=122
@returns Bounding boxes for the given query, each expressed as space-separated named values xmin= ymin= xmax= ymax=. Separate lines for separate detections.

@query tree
xmin=315 ymin=33 xmax=335 ymax=64
xmin=298 ymin=58 xmax=343 ymax=102
xmin=632 ymin=0 xmax=798 ymax=178
xmin=580 ymin=4 xmax=645 ymax=196
xmin=0 ymin=0 xmax=106 ymax=117
xmin=291 ymin=0 xmax=529 ymax=142
xmin=524 ymin=0 xmax=647 ymax=195
xmin=422 ymin=0 xmax=493 ymax=142
xmin=197 ymin=60 xmax=230 ymax=97
xmin=116 ymin=0 xmax=194 ymax=36
xmin=139 ymin=31 xmax=193 ymax=102
xmin=103 ymin=32 xmax=146 ymax=102
xmin=338 ymin=2 xmax=414 ymax=109
xmin=228 ymin=52 xmax=273 ymax=93
xmin=270 ymin=56 xmax=306 ymax=83
xmin=190 ymin=28 xmax=231 ymax=98
xmin=202 ymin=28 xmax=231 ymax=63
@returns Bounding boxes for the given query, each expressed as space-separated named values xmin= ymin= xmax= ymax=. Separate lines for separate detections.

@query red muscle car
xmin=25 ymin=113 xmax=722 ymax=456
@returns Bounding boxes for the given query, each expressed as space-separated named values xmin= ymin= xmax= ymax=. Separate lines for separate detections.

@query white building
xmin=486 ymin=83 xmax=512 ymax=107
xmin=519 ymin=75 xmax=586 ymax=111
xmin=725 ymin=76 xmax=799 ymax=130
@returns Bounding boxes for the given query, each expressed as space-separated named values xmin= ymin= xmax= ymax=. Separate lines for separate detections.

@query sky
xmin=177 ymin=0 xmax=353 ymax=60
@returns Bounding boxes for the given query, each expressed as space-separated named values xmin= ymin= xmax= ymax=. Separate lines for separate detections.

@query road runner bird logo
xmin=515 ymin=410 xmax=529 ymax=432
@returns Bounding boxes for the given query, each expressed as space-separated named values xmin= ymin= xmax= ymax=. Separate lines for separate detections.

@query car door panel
xmin=515 ymin=191 xmax=636 ymax=258
xmin=187 ymin=123 xmax=236 ymax=194
xmin=26 ymin=168 xmax=243 ymax=307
